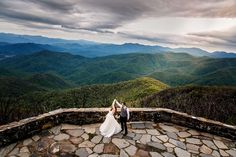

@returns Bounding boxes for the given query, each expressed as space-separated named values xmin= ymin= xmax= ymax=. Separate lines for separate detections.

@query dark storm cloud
xmin=0 ymin=0 xmax=235 ymax=33
xmin=0 ymin=0 xmax=235 ymax=51
xmin=29 ymin=0 xmax=76 ymax=12
xmin=120 ymin=26 xmax=236 ymax=49
xmin=189 ymin=27 xmax=236 ymax=47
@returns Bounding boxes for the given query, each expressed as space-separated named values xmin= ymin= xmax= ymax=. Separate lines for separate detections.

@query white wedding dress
xmin=99 ymin=111 xmax=122 ymax=137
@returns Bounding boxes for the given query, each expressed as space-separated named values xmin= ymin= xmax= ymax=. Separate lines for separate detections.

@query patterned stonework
xmin=1 ymin=122 xmax=236 ymax=157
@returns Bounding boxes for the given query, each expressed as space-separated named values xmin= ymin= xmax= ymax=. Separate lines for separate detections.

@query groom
xmin=114 ymin=99 xmax=130 ymax=135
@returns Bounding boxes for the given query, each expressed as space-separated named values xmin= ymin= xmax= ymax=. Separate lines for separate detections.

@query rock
xmin=200 ymin=145 xmax=212 ymax=154
xmin=83 ymin=127 xmax=96 ymax=134
xmin=159 ymin=123 xmax=179 ymax=132
xmin=201 ymin=132 xmax=214 ymax=138
xmin=213 ymin=135 xmax=222 ymax=140
xmin=54 ymin=133 xmax=70 ymax=141
xmin=156 ymin=135 xmax=169 ymax=142
xmin=212 ymin=150 xmax=221 ymax=157
xmin=151 ymin=136 xmax=162 ymax=143
xmin=17 ymin=152 xmax=30 ymax=157
xmin=100 ymin=155 xmax=119 ymax=157
xmin=219 ymin=149 xmax=229 ymax=157
xmin=113 ymin=132 xmax=123 ymax=138
xmin=140 ymin=134 xmax=151 ymax=144
xmin=174 ymin=147 xmax=191 ymax=157
xmin=164 ymin=143 xmax=176 ymax=148
xmin=187 ymin=130 xmax=200 ymax=136
xmin=120 ymin=149 xmax=129 ymax=157
xmin=89 ymin=153 xmax=99 ymax=157
xmin=104 ymin=143 xmax=119 ymax=154
xmin=135 ymin=149 xmax=150 ymax=157
xmin=132 ymin=129 xmax=146 ymax=134
xmin=50 ymin=126 xmax=61 ymax=135
xmin=147 ymin=142 xmax=166 ymax=151
xmin=66 ymin=129 xmax=84 ymax=137
xmin=167 ymin=132 xmax=178 ymax=140
xmin=202 ymin=140 xmax=217 ymax=150
xmin=102 ymin=137 xmax=111 ymax=143
xmin=226 ymin=150 xmax=236 ymax=157
xmin=23 ymin=138 xmax=33 ymax=146
xmin=133 ymin=134 xmax=142 ymax=140
xmin=49 ymin=142 xmax=60 ymax=154
xmin=177 ymin=132 xmax=191 ymax=138
xmin=60 ymin=141 xmax=76 ymax=153
xmin=9 ymin=147 xmax=19 ymax=156
xmin=213 ymin=140 xmax=228 ymax=149
xmin=127 ymin=132 xmax=136 ymax=138
xmin=35 ymin=137 xmax=52 ymax=152
xmin=93 ymin=144 xmax=104 ymax=154
xmin=186 ymin=143 xmax=199 ymax=153
xmin=112 ymin=138 xmax=130 ymax=149
xmin=126 ymin=139 xmax=136 ymax=145
xmin=167 ymin=147 xmax=174 ymax=153
xmin=125 ymin=145 xmax=137 ymax=156
xmin=199 ymin=153 xmax=213 ymax=157
xmin=70 ymin=137 xmax=84 ymax=144
xmin=150 ymin=152 xmax=162 ymax=157
xmin=32 ymin=135 xmax=40 ymax=142
xmin=169 ymin=139 xmax=186 ymax=149
xmin=146 ymin=129 xmax=160 ymax=135
xmin=0 ymin=143 xmax=17 ymax=156
xmin=91 ymin=135 xmax=103 ymax=144
xmin=86 ymin=148 xmax=93 ymax=154
xmin=20 ymin=147 xmax=29 ymax=153
xmin=75 ymin=148 xmax=90 ymax=157
xmin=47 ymin=135 xmax=54 ymax=139
xmin=81 ymin=133 xmax=89 ymax=140
xmin=95 ymin=128 xmax=100 ymax=135
xmin=132 ymin=123 xmax=145 ymax=129
xmin=61 ymin=124 xmax=81 ymax=130
xmin=162 ymin=152 xmax=175 ymax=157
xmin=186 ymin=138 xmax=202 ymax=145
xmin=79 ymin=141 xmax=95 ymax=148
xmin=145 ymin=122 xmax=154 ymax=129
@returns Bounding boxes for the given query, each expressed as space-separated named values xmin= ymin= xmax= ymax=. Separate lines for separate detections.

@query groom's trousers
xmin=120 ymin=116 xmax=128 ymax=134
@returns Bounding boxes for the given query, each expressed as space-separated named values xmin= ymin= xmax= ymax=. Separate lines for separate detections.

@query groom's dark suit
xmin=120 ymin=106 xmax=128 ymax=135
xmin=115 ymin=100 xmax=130 ymax=135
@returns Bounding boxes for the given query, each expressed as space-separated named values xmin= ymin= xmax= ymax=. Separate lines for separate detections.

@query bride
xmin=99 ymin=99 xmax=122 ymax=137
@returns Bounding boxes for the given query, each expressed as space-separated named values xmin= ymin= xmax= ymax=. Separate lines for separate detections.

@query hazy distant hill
xmin=0 ymin=43 xmax=63 ymax=56
xmin=0 ymin=32 xmax=235 ymax=58
xmin=1 ymin=51 xmax=236 ymax=86
xmin=210 ymin=51 xmax=236 ymax=58
xmin=0 ymin=32 xmax=96 ymax=45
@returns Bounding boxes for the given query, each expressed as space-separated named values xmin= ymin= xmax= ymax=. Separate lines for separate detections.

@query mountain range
xmin=0 ymin=32 xmax=235 ymax=58
xmin=0 ymin=32 xmax=236 ymax=125
xmin=1 ymin=51 xmax=236 ymax=87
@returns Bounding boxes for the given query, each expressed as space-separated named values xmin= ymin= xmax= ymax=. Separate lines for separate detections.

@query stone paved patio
xmin=1 ymin=122 xmax=236 ymax=157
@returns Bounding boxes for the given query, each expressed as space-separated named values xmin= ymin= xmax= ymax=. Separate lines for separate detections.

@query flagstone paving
xmin=0 ymin=122 xmax=236 ymax=157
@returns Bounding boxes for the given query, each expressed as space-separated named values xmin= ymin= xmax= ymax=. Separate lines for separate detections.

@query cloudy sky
xmin=0 ymin=0 xmax=236 ymax=52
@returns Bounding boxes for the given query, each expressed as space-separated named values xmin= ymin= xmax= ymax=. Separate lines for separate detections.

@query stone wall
xmin=0 ymin=108 xmax=235 ymax=148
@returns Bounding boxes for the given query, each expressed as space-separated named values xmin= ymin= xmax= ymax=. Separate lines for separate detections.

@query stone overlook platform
xmin=0 ymin=108 xmax=236 ymax=157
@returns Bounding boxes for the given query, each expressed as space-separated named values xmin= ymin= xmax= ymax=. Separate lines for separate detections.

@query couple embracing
xmin=99 ymin=99 xmax=130 ymax=137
